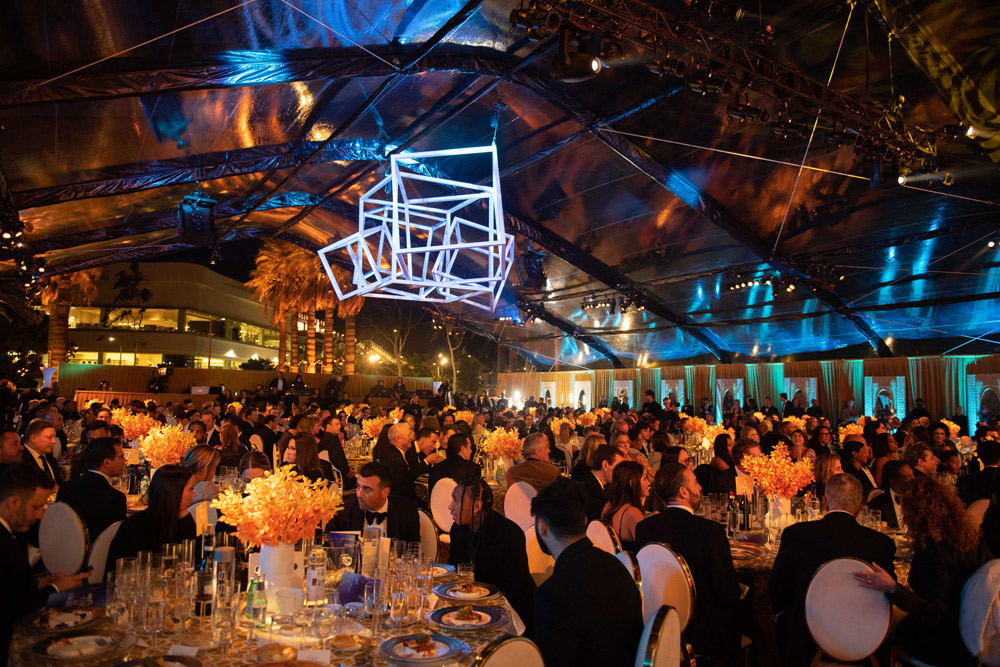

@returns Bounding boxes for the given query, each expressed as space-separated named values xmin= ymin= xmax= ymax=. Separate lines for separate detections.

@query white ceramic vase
xmin=767 ymin=497 xmax=794 ymax=530
xmin=259 ymin=542 xmax=300 ymax=611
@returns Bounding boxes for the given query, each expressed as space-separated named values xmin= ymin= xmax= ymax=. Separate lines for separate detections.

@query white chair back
xmin=249 ymin=434 xmax=264 ymax=452
xmin=805 ymin=558 xmax=891 ymax=662
xmin=329 ymin=465 xmax=344 ymax=491
xmin=417 ymin=509 xmax=439 ymax=562
xmin=634 ymin=605 xmax=681 ymax=667
xmin=636 ymin=542 xmax=695 ymax=628
xmin=524 ymin=524 xmax=554 ymax=586
xmin=967 ymin=498 xmax=990 ymax=528
xmin=504 ymin=481 xmax=537 ymax=531
xmin=616 ymin=550 xmax=643 ymax=605
xmin=587 ymin=520 xmax=620 ymax=555
xmin=40 ymin=502 xmax=88 ymax=575
xmin=86 ymin=521 xmax=122 ymax=584
xmin=960 ymin=558 xmax=1000 ymax=665
xmin=867 ymin=488 xmax=885 ymax=502
xmin=477 ymin=635 xmax=545 ymax=667
xmin=430 ymin=477 xmax=457 ymax=534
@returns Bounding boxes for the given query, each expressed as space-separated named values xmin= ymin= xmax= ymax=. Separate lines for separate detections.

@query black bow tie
xmin=365 ymin=510 xmax=388 ymax=525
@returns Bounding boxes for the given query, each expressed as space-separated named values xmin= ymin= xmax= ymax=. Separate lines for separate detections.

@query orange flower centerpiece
xmin=781 ymin=415 xmax=806 ymax=432
xmin=752 ymin=411 xmax=766 ymax=423
xmin=740 ymin=444 xmax=814 ymax=528
xmin=452 ymin=410 xmax=475 ymax=425
xmin=389 ymin=407 xmax=404 ymax=423
xmin=479 ymin=428 xmax=523 ymax=461
xmin=941 ymin=419 xmax=961 ymax=439
xmin=577 ymin=412 xmax=597 ymax=428
xmin=838 ymin=415 xmax=866 ymax=439
xmin=682 ymin=416 xmax=708 ymax=434
xmin=140 ymin=425 xmax=196 ymax=468
xmin=362 ymin=416 xmax=391 ymax=441
xmin=213 ymin=465 xmax=342 ymax=598
xmin=111 ymin=408 xmax=160 ymax=444
xmin=702 ymin=424 xmax=736 ymax=450
xmin=550 ymin=417 xmax=576 ymax=437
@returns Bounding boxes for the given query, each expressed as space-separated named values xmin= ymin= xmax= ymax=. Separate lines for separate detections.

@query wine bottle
xmin=726 ymin=491 xmax=738 ymax=538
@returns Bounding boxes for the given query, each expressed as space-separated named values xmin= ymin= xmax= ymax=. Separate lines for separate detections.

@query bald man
xmin=373 ymin=422 xmax=443 ymax=502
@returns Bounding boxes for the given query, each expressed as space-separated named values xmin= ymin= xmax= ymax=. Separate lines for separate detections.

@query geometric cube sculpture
xmin=318 ymin=145 xmax=514 ymax=312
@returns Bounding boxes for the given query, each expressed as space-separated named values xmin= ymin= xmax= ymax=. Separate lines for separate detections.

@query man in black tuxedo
xmin=770 ymin=473 xmax=896 ymax=666
xmin=448 ymin=478 xmax=536 ymax=635
xmin=1 ymin=465 xmax=89 ymax=664
xmin=269 ymin=371 xmax=287 ymax=394
xmin=580 ymin=445 xmax=621 ymax=522
xmin=330 ymin=462 xmax=420 ymax=543
xmin=640 ymin=389 xmax=662 ymax=418
xmin=319 ymin=416 xmax=354 ymax=490
xmin=761 ymin=397 xmax=780 ymax=419
xmin=56 ymin=438 xmax=127 ymax=539
xmin=0 ymin=428 xmax=23 ymax=477
xmin=957 ymin=439 xmax=999 ymax=505
xmin=428 ymin=433 xmax=481 ymax=493
xmin=868 ymin=461 xmax=913 ymax=529
xmin=904 ymin=442 xmax=939 ymax=479
xmin=842 ymin=438 xmax=877 ymax=497
xmin=532 ymin=478 xmax=643 ymax=667
xmin=201 ymin=412 xmax=222 ymax=449
xmin=373 ymin=423 xmax=443 ymax=502
xmin=254 ymin=414 xmax=279 ymax=465
xmin=20 ymin=418 xmax=62 ymax=486
xmin=635 ymin=463 xmax=742 ymax=665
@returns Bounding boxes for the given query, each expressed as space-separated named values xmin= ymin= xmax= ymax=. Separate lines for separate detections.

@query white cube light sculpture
xmin=318 ymin=145 xmax=515 ymax=312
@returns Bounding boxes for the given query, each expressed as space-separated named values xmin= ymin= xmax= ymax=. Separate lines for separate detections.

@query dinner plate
xmin=426 ymin=605 xmax=508 ymax=632
xmin=326 ymin=633 xmax=372 ymax=653
xmin=432 ymin=581 xmax=500 ymax=602
xmin=378 ymin=633 xmax=470 ymax=665
xmin=428 ymin=563 xmax=455 ymax=578
xmin=114 ymin=656 xmax=202 ymax=667
xmin=31 ymin=607 xmax=105 ymax=634
xmin=730 ymin=544 xmax=763 ymax=559
xmin=32 ymin=630 xmax=123 ymax=661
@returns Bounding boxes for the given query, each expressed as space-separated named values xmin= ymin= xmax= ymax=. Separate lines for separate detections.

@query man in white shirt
xmin=20 ymin=419 xmax=61 ymax=486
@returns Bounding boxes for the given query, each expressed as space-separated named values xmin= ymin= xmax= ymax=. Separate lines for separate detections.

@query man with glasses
xmin=56 ymin=438 xmax=127 ymax=539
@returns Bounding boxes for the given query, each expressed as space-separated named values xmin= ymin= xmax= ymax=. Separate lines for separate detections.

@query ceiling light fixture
xmin=550 ymin=24 xmax=602 ymax=83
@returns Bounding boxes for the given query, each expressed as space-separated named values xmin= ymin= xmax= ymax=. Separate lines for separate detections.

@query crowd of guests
xmin=1 ymin=376 xmax=999 ymax=666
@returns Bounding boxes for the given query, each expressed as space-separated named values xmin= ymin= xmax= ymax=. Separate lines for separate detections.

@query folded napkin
xmin=338 ymin=571 xmax=376 ymax=605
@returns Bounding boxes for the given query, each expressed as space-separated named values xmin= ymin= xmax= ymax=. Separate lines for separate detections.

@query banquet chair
xmin=39 ymin=502 xmax=88 ymax=576
xmin=616 ymin=550 xmax=644 ymax=607
xmin=476 ymin=635 xmax=545 ymax=667
xmin=504 ymin=481 xmax=537 ymax=531
xmin=417 ymin=509 xmax=439 ymax=562
xmin=587 ymin=520 xmax=621 ymax=555
xmin=86 ymin=521 xmax=122 ymax=584
xmin=966 ymin=498 xmax=989 ymax=528
xmin=634 ymin=605 xmax=682 ymax=667
xmin=430 ymin=477 xmax=457 ymax=545
xmin=249 ymin=433 xmax=264 ymax=452
xmin=868 ymin=489 xmax=885 ymax=503
xmin=636 ymin=542 xmax=696 ymax=628
xmin=960 ymin=558 xmax=1000 ymax=667
xmin=805 ymin=558 xmax=890 ymax=666
xmin=524 ymin=523 xmax=554 ymax=586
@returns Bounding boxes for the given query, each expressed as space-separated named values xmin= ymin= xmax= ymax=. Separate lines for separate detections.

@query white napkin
xmin=167 ymin=645 xmax=200 ymax=657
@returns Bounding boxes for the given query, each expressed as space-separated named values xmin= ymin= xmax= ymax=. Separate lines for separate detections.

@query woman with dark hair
xmin=694 ymin=433 xmax=733 ymax=491
xmin=858 ymin=477 xmax=992 ymax=665
xmin=910 ymin=425 xmax=930 ymax=445
xmin=646 ymin=431 xmax=671 ymax=470
xmin=661 ymin=445 xmax=691 ymax=468
xmin=218 ymin=422 xmax=243 ymax=468
xmin=870 ymin=432 xmax=899 ymax=487
xmin=107 ymin=465 xmax=197 ymax=563
xmin=239 ymin=451 xmax=270 ymax=484
xmin=601 ymin=461 xmax=649 ymax=553
xmin=284 ymin=433 xmax=329 ymax=483
xmin=789 ymin=429 xmax=815 ymax=464
xmin=928 ymin=422 xmax=951 ymax=452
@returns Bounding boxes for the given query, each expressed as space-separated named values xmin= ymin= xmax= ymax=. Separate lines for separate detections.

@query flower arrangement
xmin=362 ymin=416 xmax=392 ymax=441
xmin=339 ymin=403 xmax=354 ymax=416
xmin=479 ymin=428 xmax=523 ymax=460
xmin=444 ymin=405 xmax=456 ymax=412
xmin=577 ymin=412 xmax=597 ymax=428
xmin=941 ymin=419 xmax=960 ymax=439
xmin=111 ymin=408 xmax=160 ymax=443
xmin=227 ymin=401 xmax=243 ymax=415
xmin=782 ymin=415 xmax=806 ymax=432
xmin=452 ymin=410 xmax=475 ymax=425
xmin=213 ymin=465 xmax=342 ymax=547
xmin=140 ymin=425 xmax=196 ymax=468
xmin=677 ymin=412 xmax=691 ymax=420
xmin=682 ymin=416 xmax=708 ymax=433
xmin=739 ymin=444 xmax=814 ymax=499
xmin=527 ymin=406 xmax=537 ymax=416
xmin=703 ymin=424 xmax=735 ymax=444
xmin=550 ymin=417 xmax=576 ymax=436
xmin=389 ymin=407 xmax=404 ymax=423
xmin=838 ymin=415 xmax=866 ymax=439
xmin=752 ymin=411 xmax=765 ymax=423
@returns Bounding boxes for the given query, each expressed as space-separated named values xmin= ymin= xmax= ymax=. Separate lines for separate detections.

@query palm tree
xmin=38 ymin=269 xmax=101 ymax=366
xmin=247 ymin=239 xmax=300 ymax=371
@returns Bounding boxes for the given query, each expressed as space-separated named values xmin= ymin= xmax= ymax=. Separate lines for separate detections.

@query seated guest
xmin=770 ymin=474 xmax=896 ymax=666
xmin=284 ymin=433 xmax=331 ymax=483
xmin=870 ymin=432 xmax=899 ymax=487
xmin=1 ymin=465 xmax=89 ymax=664
xmin=218 ymin=422 xmax=245 ymax=469
xmin=814 ymin=452 xmax=842 ymax=500
xmin=635 ymin=463 xmax=741 ymax=665
xmin=868 ymin=461 xmax=913 ymax=529
xmin=858 ymin=476 xmax=991 ymax=666
xmin=506 ymin=432 xmax=559 ymax=492
xmin=428 ymin=433 xmax=481 ymax=492
xmin=330 ymin=462 xmax=419 ymax=542
xmin=905 ymin=442 xmax=939 ymax=478
xmin=56 ymin=438 xmax=126 ymax=539
xmin=841 ymin=438 xmax=877 ymax=497
xmin=238 ymin=451 xmax=270 ymax=484
xmin=448 ymin=478 xmax=535 ymax=634
xmin=938 ymin=449 xmax=962 ymax=478
xmin=107 ymin=465 xmax=197 ymax=564
xmin=601 ymin=460 xmax=647 ymax=552
xmin=661 ymin=445 xmax=691 ymax=468
xmin=694 ymin=432 xmax=733 ymax=492
xmin=570 ymin=433 xmax=607 ymax=481
xmin=982 ymin=474 xmax=1000 ymax=557
xmin=532 ymin=478 xmax=643 ymax=667
xmin=0 ymin=428 xmax=24 ymax=476
xmin=646 ymin=431 xmax=670 ymax=470
xmin=182 ymin=445 xmax=221 ymax=504
xmin=957 ymin=439 xmax=999 ymax=505
xmin=319 ymin=416 xmax=354 ymax=490
xmin=21 ymin=418 xmax=62 ymax=486
xmin=582 ymin=444 xmax=622 ymax=522
xmin=373 ymin=423 xmax=440 ymax=502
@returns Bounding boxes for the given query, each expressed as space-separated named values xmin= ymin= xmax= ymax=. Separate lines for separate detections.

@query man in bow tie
xmin=330 ymin=462 xmax=420 ymax=543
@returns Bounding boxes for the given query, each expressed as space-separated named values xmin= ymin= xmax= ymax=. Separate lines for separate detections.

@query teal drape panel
xmin=684 ymin=366 xmax=696 ymax=410
xmin=944 ymin=356 xmax=974 ymax=421
xmin=746 ymin=364 xmax=760 ymax=410
xmin=760 ymin=363 xmax=784 ymax=405
xmin=843 ymin=360 xmax=865 ymax=410
xmin=819 ymin=361 xmax=840 ymax=420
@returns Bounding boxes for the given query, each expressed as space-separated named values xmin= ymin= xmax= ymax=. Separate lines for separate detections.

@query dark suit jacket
xmin=449 ymin=509 xmax=536 ymax=636
xmin=868 ymin=490 xmax=901 ymax=529
xmin=580 ymin=472 xmax=608 ymax=523
xmin=770 ymin=511 xmax=896 ymax=666
xmin=106 ymin=510 xmax=197 ymax=565
xmin=56 ymin=471 xmax=126 ymax=540
xmin=534 ymin=537 xmax=642 ymax=667
xmin=372 ymin=442 xmax=418 ymax=501
xmin=205 ymin=428 xmax=222 ymax=450
xmin=957 ymin=466 xmax=998 ymax=506
xmin=428 ymin=455 xmax=480 ymax=493
xmin=21 ymin=448 xmax=63 ymax=485
xmin=330 ymin=495 xmax=420 ymax=543
xmin=844 ymin=462 xmax=877 ymax=497
xmin=635 ymin=507 xmax=741 ymax=664
xmin=1 ymin=525 xmax=57 ymax=665
xmin=254 ymin=424 xmax=279 ymax=465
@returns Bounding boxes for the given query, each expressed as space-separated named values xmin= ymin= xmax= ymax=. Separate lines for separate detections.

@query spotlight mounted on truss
xmin=318 ymin=145 xmax=514 ymax=312
xmin=550 ymin=23 xmax=603 ymax=83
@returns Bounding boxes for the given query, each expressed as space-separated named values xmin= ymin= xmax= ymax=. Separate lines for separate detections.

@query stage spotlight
xmin=686 ymin=75 xmax=734 ymax=96
xmin=726 ymin=103 xmax=769 ymax=123
xmin=966 ymin=125 xmax=979 ymax=139
xmin=551 ymin=25 xmax=602 ymax=83
xmin=600 ymin=34 xmax=626 ymax=61
xmin=770 ymin=120 xmax=809 ymax=139
xmin=509 ymin=7 xmax=560 ymax=38
xmin=646 ymin=58 xmax=687 ymax=78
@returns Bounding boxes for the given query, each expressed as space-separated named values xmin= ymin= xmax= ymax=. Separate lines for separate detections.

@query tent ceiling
xmin=2 ymin=0 xmax=999 ymax=368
